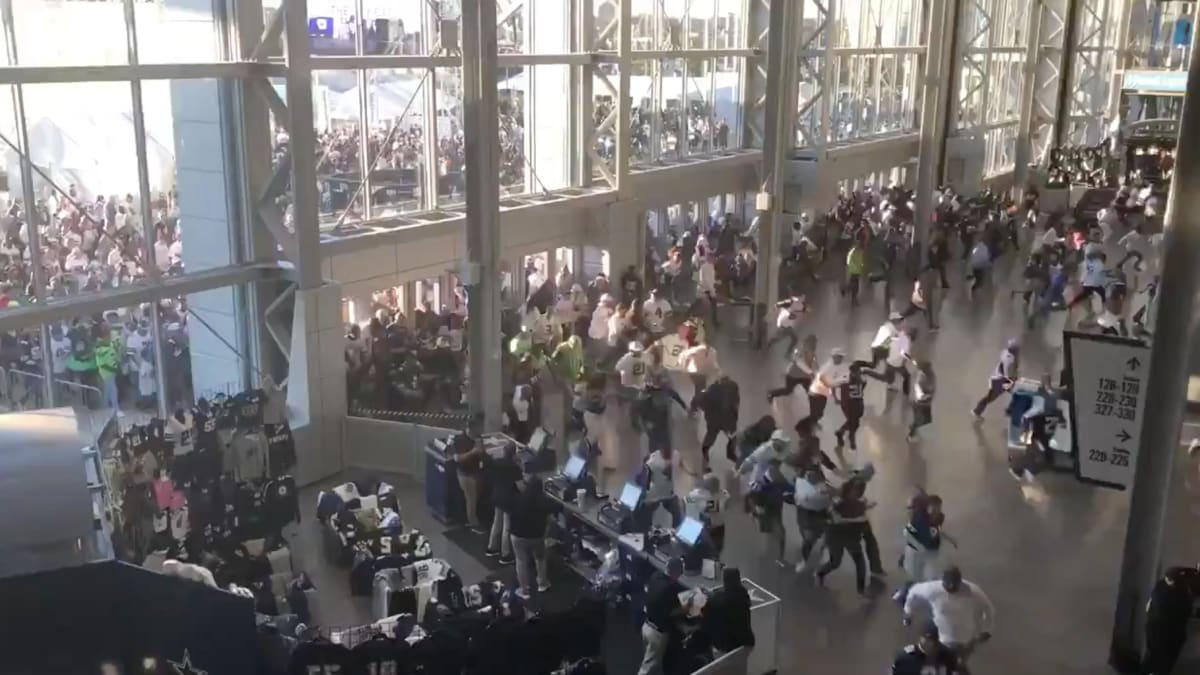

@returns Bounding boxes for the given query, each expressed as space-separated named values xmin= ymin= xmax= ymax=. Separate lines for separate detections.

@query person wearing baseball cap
xmin=972 ymin=338 xmax=1019 ymax=420
xmin=891 ymin=622 xmax=966 ymax=675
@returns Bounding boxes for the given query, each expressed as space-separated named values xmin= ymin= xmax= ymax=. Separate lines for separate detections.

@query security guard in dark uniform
xmin=892 ymin=623 xmax=966 ymax=675
xmin=1143 ymin=564 xmax=1200 ymax=675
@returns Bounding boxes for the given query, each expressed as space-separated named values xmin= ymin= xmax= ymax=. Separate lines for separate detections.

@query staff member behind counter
xmin=640 ymin=557 xmax=689 ymax=675
xmin=447 ymin=416 xmax=487 ymax=533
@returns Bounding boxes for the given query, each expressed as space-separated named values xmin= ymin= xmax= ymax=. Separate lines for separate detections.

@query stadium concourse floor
xmin=290 ymin=256 xmax=1200 ymax=675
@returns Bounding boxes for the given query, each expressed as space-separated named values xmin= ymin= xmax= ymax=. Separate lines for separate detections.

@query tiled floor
xmin=292 ymin=254 xmax=1200 ymax=675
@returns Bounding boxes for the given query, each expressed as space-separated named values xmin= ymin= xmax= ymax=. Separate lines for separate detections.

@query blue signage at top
xmin=1122 ymin=70 xmax=1188 ymax=94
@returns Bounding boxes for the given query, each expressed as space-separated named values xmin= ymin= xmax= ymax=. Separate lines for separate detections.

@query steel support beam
xmin=752 ymin=0 xmax=794 ymax=346
xmin=1109 ymin=9 xmax=1200 ymax=670
xmin=615 ymin=0 xmax=632 ymax=194
xmin=914 ymin=0 xmax=958 ymax=258
xmin=282 ymin=0 xmax=323 ymax=290
xmin=0 ymin=264 xmax=292 ymax=335
xmin=462 ymin=0 xmax=503 ymax=430
xmin=1014 ymin=2 xmax=1046 ymax=190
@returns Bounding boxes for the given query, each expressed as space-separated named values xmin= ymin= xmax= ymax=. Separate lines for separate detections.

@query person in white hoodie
xmin=679 ymin=340 xmax=720 ymax=402
xmin=587 ymin=294 xmax=615 ymax=361
xmin=903 ymin=567 xmax=995 ymax=664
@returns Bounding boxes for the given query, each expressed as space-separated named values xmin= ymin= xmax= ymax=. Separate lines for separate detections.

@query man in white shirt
xmin=870 ymin=313 xmax=902 ymax=367
xmin=615 ymin=341 xmax=649 ymax=394
xmin=867 ymin=324 xmax=913 ymax=395
xmin=642 ymin=288 xmax=672 ymax=337
xmin=809 ymin=348 xmax=849 ymax=426
xmin=904 ymin=567 xmax=995 ymax=663
xmin=767 ymin=295 xmax=807 ymax=354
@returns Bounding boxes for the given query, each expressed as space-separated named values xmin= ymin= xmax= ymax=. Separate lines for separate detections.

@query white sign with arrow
xmin=1064 ymin=332 xmax=1151 ymax=490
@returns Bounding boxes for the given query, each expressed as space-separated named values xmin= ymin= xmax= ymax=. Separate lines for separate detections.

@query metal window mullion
xmin=123 ymin=0 xmax=169 ymax=418
xmin=355 ymin=0 xmax=372 ymax=220
xmin=523 ymin=1 xmax=536 ymax=195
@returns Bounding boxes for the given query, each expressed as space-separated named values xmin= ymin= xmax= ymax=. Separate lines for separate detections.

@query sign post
xmin=1063 ymin=332 xmax=1151 ymax=490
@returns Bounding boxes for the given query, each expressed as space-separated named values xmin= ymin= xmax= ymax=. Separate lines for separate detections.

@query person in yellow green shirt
xmin=844 ymin=242 xmax=866 ymax=307
xmin=94 ymin=323 xmax=124 ymax=411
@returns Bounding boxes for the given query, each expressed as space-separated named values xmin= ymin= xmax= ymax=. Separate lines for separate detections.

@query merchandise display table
xmin=545 ymin=490 xmax=778 ymax=675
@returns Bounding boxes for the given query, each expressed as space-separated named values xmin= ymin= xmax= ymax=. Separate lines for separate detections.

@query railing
xmin=0 ymin=367 xmax=104 ymax=412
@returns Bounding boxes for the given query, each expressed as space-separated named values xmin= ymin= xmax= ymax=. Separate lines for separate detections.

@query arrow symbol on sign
xmin=1117 ymin=429 xmax=1132 ymax=443
xmin=1127 ymin=357 xmax=1142 ymax=370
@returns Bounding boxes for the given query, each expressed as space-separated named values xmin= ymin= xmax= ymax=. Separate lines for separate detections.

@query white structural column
xmin=913 ymin=0 xmax=958 ymax=257
xmin=463 ymin=0 xmax=504 ymax=430
xmin=281 ymin=0 xmax=347 ymax=485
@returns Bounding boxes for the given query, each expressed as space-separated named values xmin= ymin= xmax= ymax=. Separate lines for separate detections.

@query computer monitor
xmin=562 ymin=455 xmax=586 ymax=481
xmin=676 ymin=517 xmax=704 ymax=547
xmin=618 ymin=482 xmax=643 ymax=510
xmin=526 ymin=427 xmax=548 ymax=452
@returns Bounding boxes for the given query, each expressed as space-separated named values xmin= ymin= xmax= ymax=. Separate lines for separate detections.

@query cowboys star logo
xmin=168 ymin=650 xmax=207 ymax=675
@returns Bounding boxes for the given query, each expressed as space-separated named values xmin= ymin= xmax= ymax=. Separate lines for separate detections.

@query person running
xmin=907 ymin=360 xmax=936 ymax=442
xmin=866 ymin=325 xmax=914 ymax=396
xmin=816 ymin=479 xmax=872 ymax=595
xmin=971 ymin=339 xmax=1019 ymax=420
xmin=903 ymin=567 xmax=995 ymax=665
xmin=691 ymin=374 xmax=740 ymax=472
xmin=642 ymin=287 xmax=672 ymax=340
xmin=891 ymin=623 xmax=968 ymax=675
xmin=808 ymin=348 xmax=849 ymax=429
xmin=869 ymin=313 xmax=903 ymax=368
xmin=844 ymin=241 xmax=866 ymax=306
xmin=834 ymin=361 xmax=871 ymax=450
xmin=768 ymin=335 xmax=818 ymax=403
xmin=793 ymin=466 xmax=834 ymax=575
xmin=767 ymin=294 xmax=807 ymax=354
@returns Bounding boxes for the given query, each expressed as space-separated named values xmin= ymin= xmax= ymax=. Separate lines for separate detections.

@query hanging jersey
xmin=352 ymin=636 xmax=408 ymax=675
xmin=236 ymin=389 xmax=265 ymax=428
xmin=288 ymin=640 xmax=354 ymax=675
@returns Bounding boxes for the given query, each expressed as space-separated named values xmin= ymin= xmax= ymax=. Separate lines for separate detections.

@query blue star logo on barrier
xmin=168 ymin=650 xmax=207 ymax=675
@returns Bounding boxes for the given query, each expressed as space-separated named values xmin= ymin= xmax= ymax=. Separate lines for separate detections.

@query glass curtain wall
xmin=617 ymin=0 xmax=748 ymax=168
xmin=0 ymin=0 xmax=246 ymax=416
xmin=797 ymin=0 xmax=925 ymax=148
xmin=954 ymin=0 xmax=1034 ymax=176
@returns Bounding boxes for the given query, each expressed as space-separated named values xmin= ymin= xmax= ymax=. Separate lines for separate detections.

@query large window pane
xmin=631 ymin=62 xmax=656 ymax=165
xmin=24 ymin=82 xmax=148 ymax=299
xmin=659 ymin=59 xmax=686 ymax=162
xmin=10 ymin=1 xmax=128 ymax=67
xmin=594 ymin=0 xmax=619 ymax=51
xmin=497 ymin=0 xmax=525 ymax=54
xmin=434 ymin=67 xmax=465 ymax=207
xmin=43 ymin=305 xmax=160 ymax=415
xmin=0 ymin=83 xmax=34 ymax=313
xmin=498 ymin=66 xmax=526 ymax=194
xmin=142 ymin=79 xmax=238 ymax=276
xmin=716 ymin=0 xmax=746 ymax=49
xmin=592 ymin=64 xmax=619 ymax=184
xmin=135 ymin=0 xmax=223 ymax=64
xmin=365 ymin=69 xmax=427 ymax=217
xmin=313 ymin=70 xmax=365 ymax=226
xmin=527 ymin=66 xmax=571 ymax=191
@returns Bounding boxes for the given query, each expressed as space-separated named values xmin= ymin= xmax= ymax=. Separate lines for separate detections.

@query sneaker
xmin=537 ymin=582 xmax=551 ymax=593
xmin=906 ymin=432 xmax=918 ymax=442
xmin=1008 ymin=467 xmax=1024 ymax=482
xmin=971 ymin=409 xmax=983 ymax=421
xmin=775 ymin=559 xmax=789 ymax=569
xmin=485 ymin=548 xmax=500 ymax=558
xmin=891 ymin=588 xmax=907 ymax=603
xmin=498 ymin=555 xmax=515 ymax=565
xmin=470 ymin=526 xmax=487 ymax=535
xmin=515 ymin=588 xmax=531 ymax=600
xmin=1022 ymin=469 xmax=1036 ymax=481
